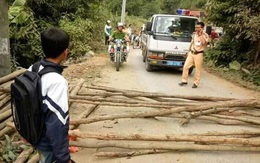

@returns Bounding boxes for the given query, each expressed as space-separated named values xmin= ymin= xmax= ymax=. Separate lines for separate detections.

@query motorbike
xmin=109 ymin=39 xmax=127 ymax=71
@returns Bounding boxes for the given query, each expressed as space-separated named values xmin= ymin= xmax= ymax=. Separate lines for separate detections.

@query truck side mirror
xmin=146 ymin=22 xmax=152 ymax=32
xmin=147 ymin=31 xmax=154 ymax=35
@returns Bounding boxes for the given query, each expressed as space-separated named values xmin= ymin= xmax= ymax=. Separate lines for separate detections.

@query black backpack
xmin=11 ymin=61 xmax=58 ymax=145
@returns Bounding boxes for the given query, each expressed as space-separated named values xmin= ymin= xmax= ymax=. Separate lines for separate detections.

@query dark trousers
xmin=105 ymin=35 xmax=109 ymax=45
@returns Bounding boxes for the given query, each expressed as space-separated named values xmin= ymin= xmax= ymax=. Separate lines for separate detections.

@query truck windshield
xmin=154 ymin=16 xmax=197 ymax=38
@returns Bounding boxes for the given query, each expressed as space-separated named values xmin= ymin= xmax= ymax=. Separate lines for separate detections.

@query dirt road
xmin=71 ymin=48 xmax=260 ymax=163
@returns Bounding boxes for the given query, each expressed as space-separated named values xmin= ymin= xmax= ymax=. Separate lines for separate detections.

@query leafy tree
xmin=206 ymin=0 xmax=260 ymax=65
xmin=140 ymin=2 xmax=161 ymax=18
xmin=161 ymin=0 xmax=181 ymax=14
xmin=26 ymin=0 xmax=90 ymax=24
xmin=9 ymin=0 xmax=43 ymax=68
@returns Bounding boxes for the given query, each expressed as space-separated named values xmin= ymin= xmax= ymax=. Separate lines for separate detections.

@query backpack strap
xmin=38 ymin=67 xmax=60 ymax=76
xmin=31 ymin=61 xmax=60 ymax=77
xmin=32 ymin=61 xmax=41 ymax=73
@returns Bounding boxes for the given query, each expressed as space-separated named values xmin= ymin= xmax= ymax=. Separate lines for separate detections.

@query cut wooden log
xmin=70 ymin=96 xmax=259 ymax=108
xmin=6 ymin=121 xmax=15 ymax=129
xmin=70 ymin=99 xmax=259 ymax=125
xmin=0 ymin=87 xmax=10 ymax=93
xmin=0 ymin=116 xmax=12 ymax=130
xmin=0 ymin=68 xmax=26 ymax=85
xmin=0 ymin=103 xmax=10 ymax=114
xmin=1 ymin=80 xmax=13 ymax=89
xmin=151 ymin=97 xmax=196 ymax=103
xmin=70 ymin=139 xmax=260 ymax=152
xmin=70 ymin=108 xmax=181 ymax=125
xmin=94 ymin=149 xmax=169 ymax=158
xmin=219 ymin=109 xmax=260 ymax=117
xmin=0 ymin=109 xmax=11 ymax=122
xmin=196 ymin=115 xmax=249 ymax=126
xmin=70 ymin=95 xmax=198 ymax=106
xmin=0 ymin=95 xmax=10 ymax=108
xmin=0 ymin=126 xmax=13 ymax=138
xmin=14 ymin=147 xmax=34 ymax=163
xmin=27 ymin=153 xmax=39 ymax=163
xmin=77 ymin=91 xmax=123 ymax=97
xmin=69 ymin=130 xmax=260 ymax=146
xmin=166 ymin=114 xmax=249 ymax=126
xmin=0 ymin=93 xmax=8 ymax=101
xmin=70 ymin=104 xmax=99 ymax=130
xmin=69 ymin=99 xmax=195 ymax=108
xmin=211 ymin=114 xmax=260 ymax=125
xmin=70 ymin=79 xmax=85 ymax=96
xmin=190 ymin=107 xmax=243 ymax=117
xmin=88 ymin=85 xmax=145 ymax=93
xmin=197 ymin=130 xmax=260 ymax=136
xmin=86 ymin=85 xmax=236 ymax=101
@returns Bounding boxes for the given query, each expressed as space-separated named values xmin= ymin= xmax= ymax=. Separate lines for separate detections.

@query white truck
xmin=141 ymin=14 xmax=199 ymax=73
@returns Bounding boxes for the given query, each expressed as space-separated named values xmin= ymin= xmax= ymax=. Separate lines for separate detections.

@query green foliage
xmin=206 ymin=0 xmax=260 ymax=65
xmin=0 ymin=135 xmax=28 ymax=162
xmin=9 ymin=0 xmax=43 ymax=68
xmin=8 ymin=0 xmax=207 ymax=68
xmin=161 ymin=0 xmax=180 ymax=14
xmin=26 ymin=0 xmax=89 ymax=25
xmin=242 ymin=68 xmax=260 ymax=86
xmin=229 ymin=60 xmax=241 ymax=70
xmin=60 ymin=17 xmax=93 ymax=59
xmin=205 ymin=35 xmax=243 ymax=67
xmin=205 ymin=0 xmax=260 ymax=88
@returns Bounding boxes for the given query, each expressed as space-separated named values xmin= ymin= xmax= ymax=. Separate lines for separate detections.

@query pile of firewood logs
xmin=68 ymin=84 xmax=260 ymax=157
xmin=0 ymin=69 xmax=260 ymax=162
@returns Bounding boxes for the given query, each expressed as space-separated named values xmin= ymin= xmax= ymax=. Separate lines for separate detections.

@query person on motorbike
xmin=134 ymin=27 xmax=143 ymax=47
xmin=108 ymin=22 xmax=130 ymax=61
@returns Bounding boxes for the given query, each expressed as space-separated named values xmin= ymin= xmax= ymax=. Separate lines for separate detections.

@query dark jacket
xmin=30 ymin=59 xmax=70 ymax=163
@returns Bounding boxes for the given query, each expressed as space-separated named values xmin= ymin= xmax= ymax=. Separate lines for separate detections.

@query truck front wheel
xmin=142 ymin=50 xmax=146 ymax=62
xmin=145 ymin=56 xmax=153 ymax=72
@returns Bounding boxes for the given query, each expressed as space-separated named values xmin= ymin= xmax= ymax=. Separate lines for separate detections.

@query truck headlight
xmin=148 ymin=52 xmax=164 ymax=59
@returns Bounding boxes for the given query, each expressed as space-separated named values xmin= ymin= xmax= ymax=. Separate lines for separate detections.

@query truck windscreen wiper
xmin=154 ymin=32 xmax=178 ymax=40
xmin=170 ymin=34 xmax=178 ymax=40
xmin=154 ymin=32 xmax=170 ymax=34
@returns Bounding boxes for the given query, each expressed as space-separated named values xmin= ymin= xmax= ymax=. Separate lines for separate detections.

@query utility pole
xmin=0 ymin=0 xmax=11 ymax=77
xmin=121 ymin=0 xmax=126 ymax=23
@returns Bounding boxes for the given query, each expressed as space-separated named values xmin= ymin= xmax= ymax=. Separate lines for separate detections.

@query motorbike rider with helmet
xmin=108 ymin=22 xmax=130 ymax=61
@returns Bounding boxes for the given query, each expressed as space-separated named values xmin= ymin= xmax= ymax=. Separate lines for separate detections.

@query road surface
xmin=71 ymin=48 xmax=260 ymax=163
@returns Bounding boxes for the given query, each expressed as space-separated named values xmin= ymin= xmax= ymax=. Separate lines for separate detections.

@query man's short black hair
xmin=41 ymin=27 xmax=69 ymax=59
xmin=197 ymin=22 xmax=205 ymax=28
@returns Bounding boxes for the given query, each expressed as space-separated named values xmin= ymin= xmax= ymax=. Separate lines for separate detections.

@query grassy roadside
xmin=204 ymin=62 xmax=260 ymax=92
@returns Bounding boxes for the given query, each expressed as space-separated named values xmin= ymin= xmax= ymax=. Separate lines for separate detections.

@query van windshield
xmin=154 ymin=16 xmax=198 ymax=38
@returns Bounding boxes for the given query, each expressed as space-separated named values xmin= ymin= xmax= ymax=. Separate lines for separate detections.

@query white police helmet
xmin=117 ymin=22 xmax=124 ymax=27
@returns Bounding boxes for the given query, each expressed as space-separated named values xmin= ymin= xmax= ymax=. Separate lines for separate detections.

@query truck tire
xmin=115 ymin=52 xmax=120 ymax=71
xmin=142 ymin=50 xmax=146 ymax=62
xmin=145 ymin=56 xmax=153 ymax=72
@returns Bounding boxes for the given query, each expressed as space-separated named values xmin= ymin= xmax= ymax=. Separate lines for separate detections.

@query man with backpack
xmin=11 ymin=27 xmax=73 ymax=163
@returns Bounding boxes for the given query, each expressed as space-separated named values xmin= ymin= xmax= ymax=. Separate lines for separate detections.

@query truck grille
xmin=165 ymin=55 xmax=185 ymax=61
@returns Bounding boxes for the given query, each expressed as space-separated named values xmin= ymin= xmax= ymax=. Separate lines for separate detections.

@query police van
xmin=141 ymin=13 xmax=199 ymax=73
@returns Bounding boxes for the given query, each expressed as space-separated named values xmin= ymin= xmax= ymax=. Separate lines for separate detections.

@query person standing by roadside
xmin=178 ymin=22 xmax=209 ymax=88
xmin=34 ymin=27 xmax=75 ymax=163
xmin=104 ymin=20 xmax=112 ymax=45
xmin=127 ymin=24 xmax=133 ymax=43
